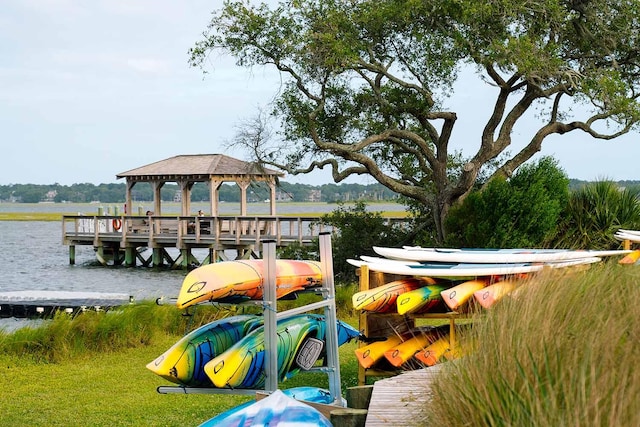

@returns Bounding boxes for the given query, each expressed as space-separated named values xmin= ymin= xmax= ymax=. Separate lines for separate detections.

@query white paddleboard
xmin=373 ymin=246 xmax=630 ymax=263
xmin=356 ymin=255 xmax=601 ymax=271
xmin=347 ymin=259 xmax=544 ymax=277
xmin=614 ymin=231 xmax=640 ymax=242
xmin=617 ymin=229 xmax=640 ymax=236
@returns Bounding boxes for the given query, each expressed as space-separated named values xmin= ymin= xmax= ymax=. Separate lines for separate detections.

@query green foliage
xmin=277 ymin=239 xmax=319 ymax=261
xmin=445 ymin=157 xmax=569 ymax=248
xmin=424 ymin=265 xmax=640 ymax=426
xmin=552 ymin=180 xmax=640 ymax=249
xmin=0 ymin=181 xmax=398 ymax=204
xmin=191 ymin=0 xmax=640 ymax=242
xmin=317 ymin=201 xmax=410 ymax=281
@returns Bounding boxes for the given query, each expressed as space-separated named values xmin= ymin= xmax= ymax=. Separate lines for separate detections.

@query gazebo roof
xmin=116 ymin=154 xmax=284 ymax=182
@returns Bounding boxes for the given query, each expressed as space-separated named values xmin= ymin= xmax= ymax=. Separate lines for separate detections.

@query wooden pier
xmin=62 ymin=214 xmax=333 ymax=268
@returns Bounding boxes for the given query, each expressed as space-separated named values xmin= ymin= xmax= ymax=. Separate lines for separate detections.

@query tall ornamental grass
xmin=423 ymin=263 xmax=640 ymax=426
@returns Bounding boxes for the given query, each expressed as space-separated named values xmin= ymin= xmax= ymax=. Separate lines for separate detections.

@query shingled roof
xmin=116 ymin=154 xmax=284 ymax=182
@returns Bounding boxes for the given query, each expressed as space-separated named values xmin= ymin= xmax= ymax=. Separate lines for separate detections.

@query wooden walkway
xmin=62 ymin=214 xmax=337 ymax=268
xmin=365 ymin=364 xmax=443 ymax=426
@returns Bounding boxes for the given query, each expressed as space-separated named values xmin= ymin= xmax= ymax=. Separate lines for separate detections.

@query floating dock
xmin=0 ymin=291 xmax=132 ymax=319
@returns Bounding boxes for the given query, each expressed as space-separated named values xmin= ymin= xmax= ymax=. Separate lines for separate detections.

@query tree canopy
xmin=190 ymin=0 xmax=640 ymax=241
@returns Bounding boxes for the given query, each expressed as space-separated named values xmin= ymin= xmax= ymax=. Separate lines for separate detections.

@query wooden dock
xmin=365 ymin=364 xmax=443 ymax=426
xmin=62 ymin=214 xmax=336 ymax=268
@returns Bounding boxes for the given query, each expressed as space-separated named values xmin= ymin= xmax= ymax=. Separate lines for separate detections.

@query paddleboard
xmin=373 ymin=246 xmax=631 ymax=264
xmin=348 ymin=258 xmax=544 ymax=278
xmin=614 ymin=231 xmax=640 ymax=242
xmin=198 ymin=389 xmax=332 ymax=427
xmin=617 ymin=229 xmax=640 ymax=236
xmin=203 ymin=314 xmax=359 ymax=389
xmin=146 ymin=315 xmax=263 ymax=386
xmin=176 ymin=259 xmax=323 ymax=309
xmin=351 ymin=277 xmax=436 ymax=313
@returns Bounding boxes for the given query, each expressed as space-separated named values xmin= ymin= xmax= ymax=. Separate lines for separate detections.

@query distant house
xmin=276 ymin=190 xmax=293 ymax=202
xmin=307 ymin=189 xmax=322 ymax=202
xmin=43 ymin=190 xmax=57 ymax=202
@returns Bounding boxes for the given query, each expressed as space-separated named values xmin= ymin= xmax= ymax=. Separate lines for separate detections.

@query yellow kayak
xmin=355 ymin=336 xmax=404 ymax=369
xmin=395 ymin=284 xmax=451 ymax=315
xmin=177 ymin=259 xmax=322 ymax=309
xmin=440 ymin=279 xmax=487 ymax=310
xmin=384 ymin=333 xmax=433 ymax=367
xmin=414 ymin=336 xmax=450 ymax=366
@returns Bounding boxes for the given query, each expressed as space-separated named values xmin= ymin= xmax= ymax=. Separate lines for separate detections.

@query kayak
xmin=198 ymin=389 xmax=332 ymax=427
xmin=352 ymin=277 xmax=436 ymax=313
xmin=203 ymin=314 xmax=360 ymax=389
xmin=176 ymin=259 xmax=323 ymax=309
xmin=146 ymin=315 xmax=263 ymax=387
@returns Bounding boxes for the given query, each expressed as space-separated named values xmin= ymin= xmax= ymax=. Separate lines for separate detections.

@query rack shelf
xmin=356 ymin=265 xmax=466 ymax=386
xmin=157 ymin=232 xmax=345 ymax=406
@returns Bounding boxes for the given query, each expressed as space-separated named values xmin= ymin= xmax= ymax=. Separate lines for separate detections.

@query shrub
xmin=552 ymin=180 xmax=640 ymax=249
xmin=316 ymin=201 xmax=410 ymax=281
xmin=445 ymin=157 xmax=569 ymax=248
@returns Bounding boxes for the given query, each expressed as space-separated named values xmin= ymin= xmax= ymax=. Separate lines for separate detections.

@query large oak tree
xmin=190 ymin=0 xmax=640 ymax=241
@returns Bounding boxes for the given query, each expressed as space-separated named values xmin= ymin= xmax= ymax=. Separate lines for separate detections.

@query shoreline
xmin=0 ymin=201 xmax=408 ymax=221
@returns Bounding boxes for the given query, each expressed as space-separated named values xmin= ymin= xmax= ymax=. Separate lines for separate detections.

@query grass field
xmin=0 ymin=299 xmax=362 ymax=427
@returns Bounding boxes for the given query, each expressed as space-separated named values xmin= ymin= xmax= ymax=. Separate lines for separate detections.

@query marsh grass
xmin=423 ymin=264 xmax=640 ymax=426
xmin=0 ymin=302 xmax=230 ymax=362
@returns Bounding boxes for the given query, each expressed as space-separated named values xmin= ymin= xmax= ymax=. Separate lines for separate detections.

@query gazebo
xmin=116 ymin=154 xmax=285 ymax=217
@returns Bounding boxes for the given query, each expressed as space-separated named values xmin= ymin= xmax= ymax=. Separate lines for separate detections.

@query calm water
xmin=0 ymin=202 xmax=405 ymax=330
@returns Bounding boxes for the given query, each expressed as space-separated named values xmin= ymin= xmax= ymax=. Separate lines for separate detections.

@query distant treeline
xmin=0 ymin=181 xmax=401 ymax=204
xmin=1 ymin=179 xmax=637 ymax=204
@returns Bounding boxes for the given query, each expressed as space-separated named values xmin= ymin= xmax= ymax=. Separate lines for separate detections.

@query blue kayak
xmin=199 ymin=387 xmax=335 ymax=426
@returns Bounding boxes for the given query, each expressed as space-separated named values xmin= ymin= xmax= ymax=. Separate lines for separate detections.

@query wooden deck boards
xmin=365 ymin=364 xmax=443 ymax=426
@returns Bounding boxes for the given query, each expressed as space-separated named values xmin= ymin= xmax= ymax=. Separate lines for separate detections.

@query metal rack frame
xmin=156 ymin=232 xmax=344 ymax=405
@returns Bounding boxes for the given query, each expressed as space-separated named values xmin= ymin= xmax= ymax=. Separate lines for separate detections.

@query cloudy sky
xmin=1 ymin=0 xmax=639 ymax=186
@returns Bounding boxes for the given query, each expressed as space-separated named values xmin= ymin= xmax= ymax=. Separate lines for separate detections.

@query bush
xmin=0 ymin=302 xmax=228 ymax=362
xmin=316 ymin=201 xmax=410 ymax=281
xmin=552 ymin=180 xmax=640 ymax=249
xmin=445 ymin=157 xmax=569 ymax=248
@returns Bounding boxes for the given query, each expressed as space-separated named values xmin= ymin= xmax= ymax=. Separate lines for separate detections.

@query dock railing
xmin=62 ymin=215 xmax=345 ymax=249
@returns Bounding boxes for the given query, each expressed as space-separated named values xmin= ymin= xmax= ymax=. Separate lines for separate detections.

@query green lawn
xmin=0 ymin=334 xmax=360 ymax=427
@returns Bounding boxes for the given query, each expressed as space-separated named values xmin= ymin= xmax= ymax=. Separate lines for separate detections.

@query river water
xmin=0 ymin=202 xmax=405 ymax=330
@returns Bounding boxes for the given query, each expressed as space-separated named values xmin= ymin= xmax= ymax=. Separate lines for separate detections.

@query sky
xmin=1 ymin=0 xmax=639 ymax=187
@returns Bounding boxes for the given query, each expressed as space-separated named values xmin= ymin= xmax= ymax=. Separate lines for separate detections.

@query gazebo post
xmin=237 ymin=178 xmax=251 ymax=216
xmin=209 ymin=178 xmax=223 ymax=216
xmin=268 ymin=179 xmax=277 ymax=216
xmin=152 ymin=182 xmax=163 ymax=215
xmin=125 ymin=181 xmax=135 ymax=215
